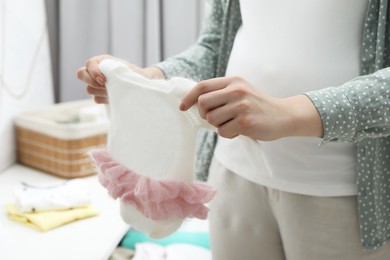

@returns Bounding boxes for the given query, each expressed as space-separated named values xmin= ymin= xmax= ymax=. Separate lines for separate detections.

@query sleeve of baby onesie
xmin=304 ymin=67 xmax=390 ymax=144
xmin=154 ymin=0 xmax=224 ymax=81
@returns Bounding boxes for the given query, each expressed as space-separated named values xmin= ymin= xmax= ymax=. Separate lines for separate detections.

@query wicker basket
xmin=14 ymin=99 xmax=108 ymax=179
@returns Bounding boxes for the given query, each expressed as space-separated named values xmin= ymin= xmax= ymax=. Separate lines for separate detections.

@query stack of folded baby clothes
xmin=5 ymin=179 xmax=99 ymax=231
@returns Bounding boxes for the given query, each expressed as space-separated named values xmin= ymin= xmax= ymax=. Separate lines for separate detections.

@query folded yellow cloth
xmin=5 ymin=204 xmax=99 ymax=231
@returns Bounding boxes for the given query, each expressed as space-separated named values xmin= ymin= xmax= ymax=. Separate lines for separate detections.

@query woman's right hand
xmin=76 ymin=54 xmax=165 ymax=104
xmin=76 ymin=54 xmax=112 ymax=104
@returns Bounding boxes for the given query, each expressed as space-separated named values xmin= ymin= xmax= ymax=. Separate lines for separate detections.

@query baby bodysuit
xmin=90 ymin=59 xmax=216 ymax=238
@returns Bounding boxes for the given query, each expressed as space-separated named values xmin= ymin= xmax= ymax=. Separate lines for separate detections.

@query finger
xmin=93 ymin=96 xmax=109 ymax=104
xmin=86 ymin=58 xmax=106 ymax=85
xmin=180 ymin=77 xmax=233 ymax=111
xmin=217 ymin=118 xmax=240 ymax=139
xmin=205 ymin=102 xmax=236 ymax=127
xmin=86 ymin=85 xmax=107 ymax=97
xmin=197 ymin=89 xmax=230 ymax=119
xmin=77 ymin=67 xmax=103 ymax=89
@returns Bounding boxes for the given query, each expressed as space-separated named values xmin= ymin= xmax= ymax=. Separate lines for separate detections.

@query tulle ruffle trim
xmin=89 ymin=149 xmax=216 ymax=220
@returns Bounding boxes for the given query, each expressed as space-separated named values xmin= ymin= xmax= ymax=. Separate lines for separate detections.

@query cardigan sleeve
xmin=154 ymin=0 xmax=224 ymax=81
xmin=305 ymin=67 xmax=390 ymax=143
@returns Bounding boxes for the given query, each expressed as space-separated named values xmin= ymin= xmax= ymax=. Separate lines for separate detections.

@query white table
xmin=0 ymin=164 xmax=130 ymax=260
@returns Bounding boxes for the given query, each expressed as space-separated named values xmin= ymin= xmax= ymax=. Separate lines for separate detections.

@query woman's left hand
xmin=179 ymin=76 xmax=323 ymax=141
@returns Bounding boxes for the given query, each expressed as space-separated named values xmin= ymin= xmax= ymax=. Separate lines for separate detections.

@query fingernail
xmin=96 ymin=76 xmax=104 ymax=85
xmin=179 ymin=103 xmax=186 ymax=111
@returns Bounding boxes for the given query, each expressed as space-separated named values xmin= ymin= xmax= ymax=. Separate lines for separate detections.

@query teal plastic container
xmin=120 ymin=230 xmax=210 ymax=250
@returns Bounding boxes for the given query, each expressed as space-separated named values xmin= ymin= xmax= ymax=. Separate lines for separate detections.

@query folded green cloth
xmin=120 ymin=230 xmax=210 ymax=250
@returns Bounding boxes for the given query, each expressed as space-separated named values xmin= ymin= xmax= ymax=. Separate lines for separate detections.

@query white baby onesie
xmin=91 ymin=59 xmax=216 ymax=238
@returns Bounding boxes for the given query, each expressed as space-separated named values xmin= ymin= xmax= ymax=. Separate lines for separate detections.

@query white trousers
xmin=207 ymin=159 xmax=390 ymax=260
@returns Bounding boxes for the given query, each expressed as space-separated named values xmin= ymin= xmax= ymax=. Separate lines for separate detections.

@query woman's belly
xmin=214 ymin=0 xmax=368 ymax=196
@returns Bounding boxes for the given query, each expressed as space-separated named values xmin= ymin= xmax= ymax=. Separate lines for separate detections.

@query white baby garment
xmin=15 ymin=179 xmax=91 ymax=212
xmin=91 ymin=59 xmax=216 ymax=238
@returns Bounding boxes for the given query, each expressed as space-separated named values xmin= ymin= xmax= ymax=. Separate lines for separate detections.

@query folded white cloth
xmin=15 ymin=179 xmax=92 ymax=212
xmin=132 ymin=243 xmax=166 ymax=260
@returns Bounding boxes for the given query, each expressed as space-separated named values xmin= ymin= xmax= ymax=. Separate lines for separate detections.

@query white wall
xmin=0 ymin=0 xmax=54 ymax=171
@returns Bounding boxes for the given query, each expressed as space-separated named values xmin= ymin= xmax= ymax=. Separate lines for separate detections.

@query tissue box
xmin=14 ymin=99 xmax=108 ymax=179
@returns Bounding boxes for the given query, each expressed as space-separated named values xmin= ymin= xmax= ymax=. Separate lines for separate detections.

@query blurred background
xmin=0 ymin=0 xmax=207 ymax=171
xmin=0 ymin=1 xmax=212 ymax=259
